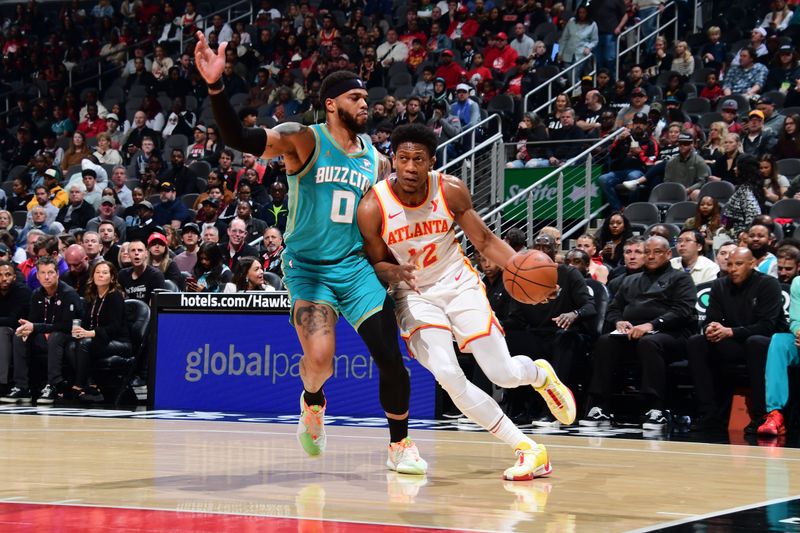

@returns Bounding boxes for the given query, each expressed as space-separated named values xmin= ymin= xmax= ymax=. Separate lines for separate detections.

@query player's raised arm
xmin=194 ymin=32 xmax=313 ymax=169
xmin=357 ymin=190 xmax=419 ymax=291
xmin=442 ymin=174 xmax=516 ymax=268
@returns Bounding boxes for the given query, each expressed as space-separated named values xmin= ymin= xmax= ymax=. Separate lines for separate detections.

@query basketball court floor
xmin=0 ymin=406 xmax=799 ymax=532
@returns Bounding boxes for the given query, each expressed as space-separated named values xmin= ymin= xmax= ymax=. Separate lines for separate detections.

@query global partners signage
xmin=152 ymin=293 xmax=436 ymax=418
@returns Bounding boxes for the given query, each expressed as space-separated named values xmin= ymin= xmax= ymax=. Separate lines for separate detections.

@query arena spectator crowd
xmin=0 ymin=0 xmax=799 ymax=440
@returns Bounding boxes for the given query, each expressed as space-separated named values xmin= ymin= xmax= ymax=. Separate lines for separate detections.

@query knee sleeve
xmin=357 ymin=297 xmax=409 ymax=415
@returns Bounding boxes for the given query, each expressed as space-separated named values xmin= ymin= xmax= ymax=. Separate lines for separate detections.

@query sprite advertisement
xmin=503 ymin=166 xmax=603 ymax=220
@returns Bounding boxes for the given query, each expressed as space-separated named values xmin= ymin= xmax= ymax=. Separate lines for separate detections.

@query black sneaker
xmin=78 ymin=387 xmax=105 ymax=403
xmin=0 ymin=387 xmax=32 ymax=403
xmin=642 ymin=409 xmax=669 ymax=430
xmin=579 ymin=406 xmax=612 ymax=427
xmin=37 ymin=384 xmax=57 ymax=405
xmin=744 ymin=419 xmax=761 ymax=435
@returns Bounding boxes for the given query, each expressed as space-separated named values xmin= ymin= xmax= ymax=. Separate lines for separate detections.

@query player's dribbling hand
xmin=394 ymin=263 xmax=419 ymax=293
xmin=194 ymin=31 xmax=227 ymax=85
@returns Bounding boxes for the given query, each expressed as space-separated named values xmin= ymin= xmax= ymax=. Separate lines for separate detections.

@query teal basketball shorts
xmin=282 ymin=251 xmax=388 ymax=329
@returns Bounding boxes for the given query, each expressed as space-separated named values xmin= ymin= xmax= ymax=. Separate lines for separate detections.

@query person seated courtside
xmin=223 ymin=256 xmax=275 ymax=293
xmin=504 ymin=233 xmax=596 ymax=426
xmin=687 ymin=247 xmax=786 ymax=432
xmin=1 ymin=256 xmax=82 ymax=404
xmin=580 ymin=236 xmax=697 ymax=430
xmin=0 ymin=261 xmax=31 ymax=396
xmin=670 ymin=229 xmax=720 ymax=284
xmin=69 ymin=261 xmax=131 ymax=403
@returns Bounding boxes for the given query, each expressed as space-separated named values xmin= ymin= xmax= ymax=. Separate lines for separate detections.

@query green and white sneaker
xmin=386 ymin=437 xmax=428 ymax=475
xmin=297 ymin=393 xmax=326 ymax=456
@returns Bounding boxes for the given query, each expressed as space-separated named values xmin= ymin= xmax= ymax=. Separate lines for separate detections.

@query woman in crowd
xmin=146 ymin=231 xmax=183 ymax=290
xmin=684 ymin=196 xmax=725 ymax=251
xmin=670 ymin=41 xmax=694 ymax=78
xmin=709 ymin=133 xmax=743 ymax=183
xmin=775 ymin=113 xmax=800 ymax=159
xmin=595 ymin=211 xmax=633 ymax=269
xmin=92 ymin=132 xmax=123 ymax=165
xmin=0 ymin=210 xmax=18 ymax=242
xmin=558 ymin=5 xmax=598 ymax=82
xmin=765 ymin=44 xmax=799 ymax=92
xmin=224 ymin=255 xmax=276 ymax=293
xmin=70 ymin=261 xmax=131 ymax=402
xmin=60 ymin=130 xmax=91 ymax=171
xmin=505 ymin=113 xmax=549 ymax=168
xmin=545 ymin=93 xmax=570 ymax=131
xmin=724 ymin=154 xmax=764 ymax=237
xmin=186 ymin=242 xmax=232 ymax=293
xmin=643 ymin=36 xmax=673 ymax=78
xmin=699 ymin=121 xmax=727 ymax=163
xmin=574 ymin=233 xmax=609 ymax=283
xmin=760 ymin=154 xmax=790 ymax=204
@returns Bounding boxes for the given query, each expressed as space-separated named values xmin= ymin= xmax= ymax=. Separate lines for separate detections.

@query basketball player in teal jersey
xmin=195 ymin=32 xmax=427 ymax=474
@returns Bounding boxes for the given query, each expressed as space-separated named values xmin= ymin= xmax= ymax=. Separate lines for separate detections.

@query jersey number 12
xmin=330 ymin=190 xmax=356 ymax=224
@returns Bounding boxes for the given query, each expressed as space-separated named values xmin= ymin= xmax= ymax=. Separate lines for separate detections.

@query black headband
xmin=322 ymin=77 xmax=367 ymax=102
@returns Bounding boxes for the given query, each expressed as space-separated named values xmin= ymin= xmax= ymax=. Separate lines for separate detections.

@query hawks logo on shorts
xmin=373 ymin=171 xmax=466 ymax=289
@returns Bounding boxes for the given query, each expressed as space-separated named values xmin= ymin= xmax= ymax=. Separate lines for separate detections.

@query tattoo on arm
xmin=295 ymin=305 xmax=332 ymax=337
xmin=377 ymin=154 xmax=392 ymax=181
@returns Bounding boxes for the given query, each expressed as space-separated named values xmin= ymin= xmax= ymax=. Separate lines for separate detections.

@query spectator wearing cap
xmin=510 ymin=22 xmax=535 ymax=59
xmin=197 ymin=197 xmax=228 ymax=236
xmin=664 ymin=133 xmax=711 ymax=200
xmin=434 ymin=49 xmax=464 ymax=90
xmin=56 ymin=183 xmax=96 ymax=232
xmin=766 ymin=44 xmax=800 ymax=93
xmin=558 ymin=6 xmax=599 ymax=80
xmin=445 ymin=3 xmax=479 ymax=42
xmin=757 ymin=96 xmax=785 ymax=134
xmin=723 ymin=47 xmax=769 ymax=97
xmin=163 ymin=148 xmax=199 ymax=196
xmin=147 ymin=232 xmax=184 ymax=290
xmin=615 ymin=87 xmax=650 ymax=128
xmin=377 ymin=28 xmax=409 ymax=68
xmin=450 ymin=84 xmax=480 ymax=129
xmin=731 ymin=29 xmax=769 ymax=67
xmin=104 ymin=114 xmax=124 ymax=151
xmin=743 ymin=110 xmax=778 ymax=156
xmin=126 ymin=200 xmax=159 ymax=243
xmin=153 ymin=182 xmax=191 ymax=229
xmin=42 ymin=169 xmax=68 ymax=210
xmin=485 ymin=32 xmax=519 ymax=75
xmin=174 ymin=223 xmax=201 ymax=273
xmin=719 ymin=99 xmax=744 ymax=135
xmin=598 ymin=112 xmax=659 ymax=211
xmin=186 ymin=124 xmax=212 ymax=164
xmin=0 ymin=260 xmax=30 ymax=396
xmin=86 ymin=196 xmax=127 ymax=242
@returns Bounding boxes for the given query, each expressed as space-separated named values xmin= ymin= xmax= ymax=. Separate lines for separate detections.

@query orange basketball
xmin=502 ymin=250 xmax=558 ymax=304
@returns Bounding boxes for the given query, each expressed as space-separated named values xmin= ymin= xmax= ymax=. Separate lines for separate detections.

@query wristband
xmin=208 ymin=79 xmax=224 ymax=92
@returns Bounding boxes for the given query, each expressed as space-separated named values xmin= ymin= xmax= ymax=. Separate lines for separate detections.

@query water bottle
xmin=72 ymin=319 xmax=82 ymax=339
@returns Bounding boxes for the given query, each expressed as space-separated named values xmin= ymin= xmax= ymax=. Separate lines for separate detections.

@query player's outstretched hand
xmin=194 ymin=31 xmax=227 ymax=85
xmin=395 ymin=263 xmax=419 ymax=293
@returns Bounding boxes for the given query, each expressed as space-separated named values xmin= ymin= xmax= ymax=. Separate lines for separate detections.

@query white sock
xmin=489 ymin=414 xmax=537 ymax=450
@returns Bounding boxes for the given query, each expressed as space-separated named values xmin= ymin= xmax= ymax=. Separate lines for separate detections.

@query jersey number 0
xmin=330 ymin=190 xmax=356 ymax=224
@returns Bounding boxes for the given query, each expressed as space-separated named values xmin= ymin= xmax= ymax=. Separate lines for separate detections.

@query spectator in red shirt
xmin=720 ymin=99 xmax=744 ymax=135
xmin=407 ymin=39 xmax=427 ymax=73
xmin=77 ymin=104 xmax=107 ymax=139
xmin=484 ymin=32 xmax=519 ymax=74
xmin=435 ymin=49 xmax=464 ymax=90
xmin=446 ymin=5 xmax=479 ymax=43
xmin=467 ymin=52 xmax=493 ymax=86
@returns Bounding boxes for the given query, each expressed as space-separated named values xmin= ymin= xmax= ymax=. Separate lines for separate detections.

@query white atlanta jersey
xmin=372 ymin=171 xmax=465 ymax=289
xmin=372 ymin=171 xmax=502 ymax=351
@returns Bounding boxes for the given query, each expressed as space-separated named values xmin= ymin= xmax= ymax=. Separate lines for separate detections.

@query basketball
xmin=503 ymin=250 xmax=558 ymax=304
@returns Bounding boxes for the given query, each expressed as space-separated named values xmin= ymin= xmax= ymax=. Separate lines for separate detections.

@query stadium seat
xmin=392 ymin=85 xmax=413 ymax=99
xmin=368 ymin=86 xmax=388 ymax=104
xmin=264 ymin=271 xmax=285 ymax=291
xmin=181 ymin=193 xmax=199 ymax=209
xmin=770 ymin=199 xmax=800 ymax=219
xmin=646 ymin=222 xmax=682 ymax=244
xmin=164 ymin=134 xmax=189 ymax=155
xmin=682 ymin=97 xmax=711 ymax=116
xmin=188 ymin=160 xmax=211 ymax=179
xmin=698 ymin=111 xmax=723 ymax=130
xmin=94 ymin=299 xmax=150 ymax=406
xmin=649 ymin=182 xmax=687 ymax=208
xmin=664 ymin=201 xmax=698 ymax=224
xmin=164 ymin=279 xmax=179 ymax=292
xmin=12 ymin=210 xmax=27 ymax=228
xmin=762 ymin=91 xmax=786 ymax=109
xmin=777 ymin=158 xmax=800 ymax=180
xmin=698 ymin=181 xmax=735 ymax=205
xmin=388 ymin=71 xmax=412 ymax=90
xmin=624 ymin=202 xmax=660 ymax=227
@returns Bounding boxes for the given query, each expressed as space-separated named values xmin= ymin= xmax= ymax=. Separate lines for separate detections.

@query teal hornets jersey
xmin=284 ymin=124 xmax=379 ymax=262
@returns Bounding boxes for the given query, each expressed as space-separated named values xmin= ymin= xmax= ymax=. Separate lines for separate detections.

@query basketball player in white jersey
xmin=357 ymin=123 xmax=576 ymax=480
